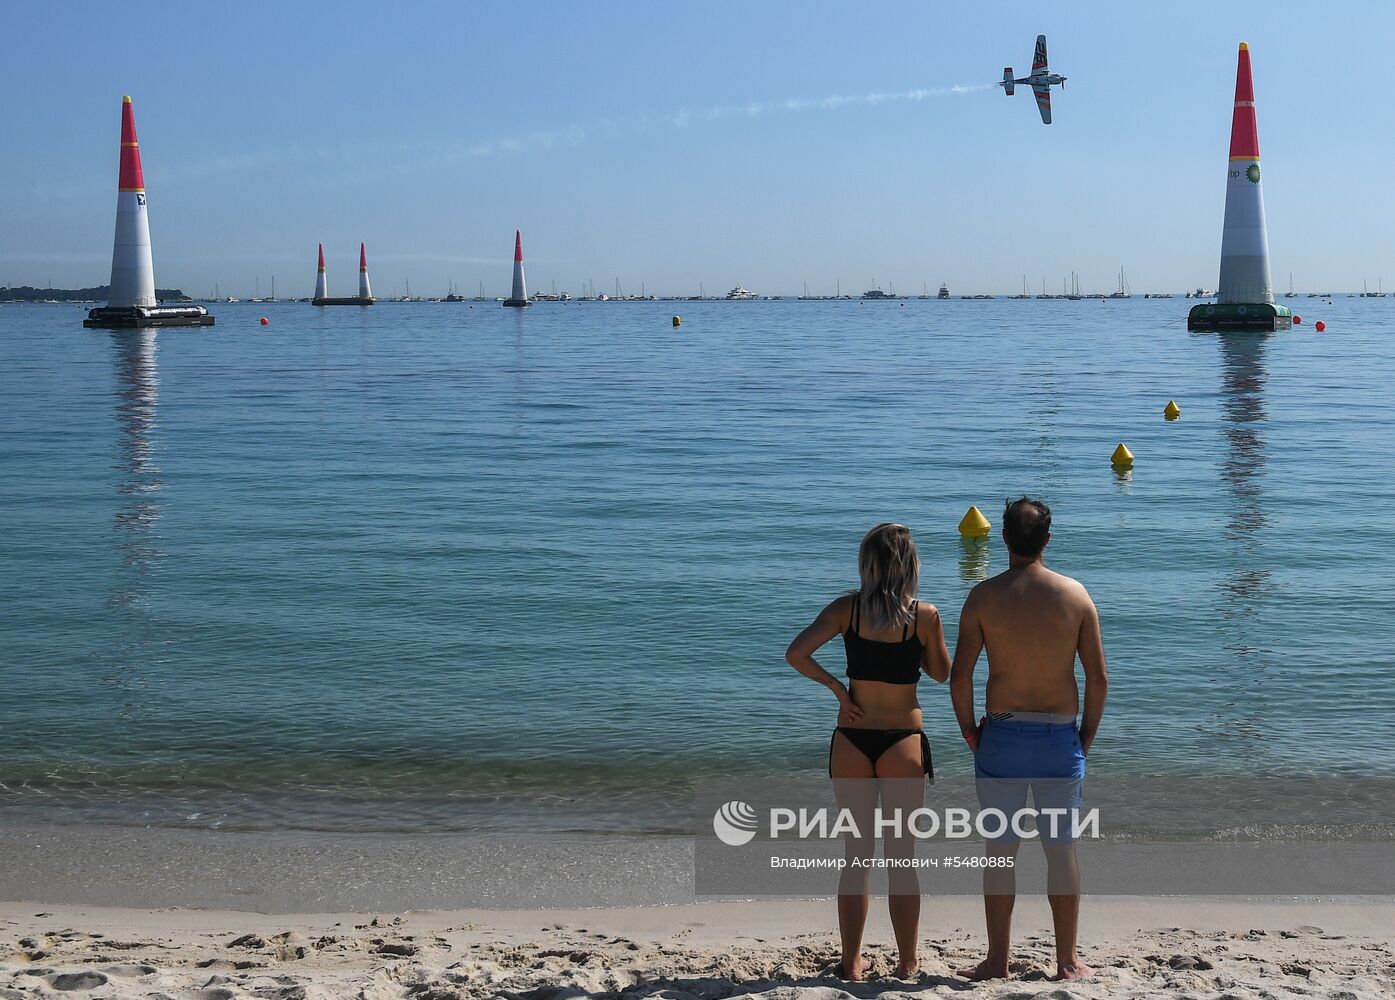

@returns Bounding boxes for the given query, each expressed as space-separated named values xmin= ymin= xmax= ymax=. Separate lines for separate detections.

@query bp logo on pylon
xmin=1246 ymin=164 xmax=1261 ymax=183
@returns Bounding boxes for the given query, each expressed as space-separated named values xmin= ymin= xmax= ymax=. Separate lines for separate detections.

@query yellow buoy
xmin=672 ymin=315 xmax=681 ymax=327
xmin=957 ymin=505 xmax=992 ymax=539
xmin=1111 ymin=442 xmax=1135 ymax=468
xmin=1164 ymin=400 xmax=1181 ymax=421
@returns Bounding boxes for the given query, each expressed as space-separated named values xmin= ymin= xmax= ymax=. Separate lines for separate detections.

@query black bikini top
xmin=844 ymin=597 xmax=923 ymax=685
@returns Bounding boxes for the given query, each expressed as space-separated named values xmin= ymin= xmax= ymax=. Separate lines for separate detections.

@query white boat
xmin=725 ymin=285 xmax=757 ymax=300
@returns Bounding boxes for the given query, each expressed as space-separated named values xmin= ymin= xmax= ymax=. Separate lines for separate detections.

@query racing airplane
xmin=999 ymin=34 xmax=1066 ymax=124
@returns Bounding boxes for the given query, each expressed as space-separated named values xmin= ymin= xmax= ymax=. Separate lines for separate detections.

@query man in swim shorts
xmin=949 ymin=497 xmax=1108 ymax=981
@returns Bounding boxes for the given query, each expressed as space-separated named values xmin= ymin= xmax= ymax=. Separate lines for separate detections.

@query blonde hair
xmin=856 ymin=523 xmax=920 ymax=633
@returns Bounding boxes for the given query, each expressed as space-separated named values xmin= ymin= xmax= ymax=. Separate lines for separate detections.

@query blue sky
xmin=2 ymin=1 xmax=1390 ymax=297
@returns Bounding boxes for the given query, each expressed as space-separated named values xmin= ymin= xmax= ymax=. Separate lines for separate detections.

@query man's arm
xmin=1076 ymin=594 xmax=1108 ymax=754
xmin=949 ymin=591 xmax=984 ymax=751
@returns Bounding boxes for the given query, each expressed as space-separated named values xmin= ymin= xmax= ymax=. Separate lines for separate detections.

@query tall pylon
xmin=503 ymin=230 xmax=530 ymax=307
xmin=1188 ymin=43 xmax=1291 ymax=331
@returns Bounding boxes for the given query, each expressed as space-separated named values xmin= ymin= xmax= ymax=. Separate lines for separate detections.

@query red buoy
xmin=1315 ymin=321 xmax=1326 ymax=332
xmin=1293 ymin=315 xmax=1302 ymax=324
xmin=259 ymin=317 xmax=269 ymax=326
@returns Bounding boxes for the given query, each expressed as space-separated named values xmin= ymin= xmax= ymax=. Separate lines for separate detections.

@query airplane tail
xmin=1001 ymin=67 xmax=1015 ymax=96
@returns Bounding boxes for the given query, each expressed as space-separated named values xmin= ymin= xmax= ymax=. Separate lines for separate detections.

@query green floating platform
xmin=1187 ymin=302 xmax=1292 ymax=332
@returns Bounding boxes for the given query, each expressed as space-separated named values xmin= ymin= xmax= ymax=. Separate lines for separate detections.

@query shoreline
xmin=3 ymin=898 xmax=1392 ymax=999
xmin=9 ymin=818 xmax=1395 ymax=912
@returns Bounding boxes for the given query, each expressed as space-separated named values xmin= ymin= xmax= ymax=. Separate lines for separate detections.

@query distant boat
xmin=1285 ymin=273 xmax=1296 ymax=298
xmin=1108 ymin=267 xmax=1132 ymax=299
xmin=725 ymin=285 xmax=757 ymax=300
xmin=937 ymin=282 xmax=950 ymax=300
xmin=861 ymin=287 xmax=897 ymax=300
xmin=1362 ymin=279 xmax=1387 ymax=298
xmin=1010 ymin=275 xmax=1031 ymax=299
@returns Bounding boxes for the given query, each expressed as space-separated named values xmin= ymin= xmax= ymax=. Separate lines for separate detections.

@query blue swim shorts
xmin=973 ymin=716 xmax=1086 ymax=844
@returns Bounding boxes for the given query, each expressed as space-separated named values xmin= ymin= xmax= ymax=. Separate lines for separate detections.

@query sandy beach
xmin=3 ymin=897 xmax=1393 ymax=1000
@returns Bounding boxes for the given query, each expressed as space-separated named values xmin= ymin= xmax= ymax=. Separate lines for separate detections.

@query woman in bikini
xmin=786 ymin=522 xmax=951 ymax=981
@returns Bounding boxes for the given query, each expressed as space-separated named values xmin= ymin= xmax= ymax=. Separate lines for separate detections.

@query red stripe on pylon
xmin=360 ymin=242 xmax=368 ymax=270
xmin=514 ymin=230 xmax=524 ymax=263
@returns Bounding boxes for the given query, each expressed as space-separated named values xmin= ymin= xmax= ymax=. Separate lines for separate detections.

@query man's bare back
xmin=965 ymin=563 xmax=1096 ymax=718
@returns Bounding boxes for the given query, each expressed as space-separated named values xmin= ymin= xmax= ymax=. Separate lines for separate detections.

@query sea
xmin=2 ymin=296 xmax=1392 ymax=837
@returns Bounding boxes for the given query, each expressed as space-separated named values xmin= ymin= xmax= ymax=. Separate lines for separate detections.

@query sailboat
xmin=1010 ymin=275 xmax=1031 ymax=299
xmin=1109 ymin=267 xmax=1131 ymax=299
xmin=1284 ymin=273 xmax=1296 ymax=298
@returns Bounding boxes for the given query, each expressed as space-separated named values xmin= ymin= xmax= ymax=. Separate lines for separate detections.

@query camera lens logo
xmin=712 ymin=800 xmax=759 ymax=846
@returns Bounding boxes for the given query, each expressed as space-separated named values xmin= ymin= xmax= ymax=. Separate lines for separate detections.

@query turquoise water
xmin=2 ymin=298 xmax=1392 ymax=832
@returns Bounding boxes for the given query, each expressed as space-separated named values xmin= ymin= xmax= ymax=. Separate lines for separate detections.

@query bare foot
xmin=894 ymin=958 xmax=919 ymax=979
xmin=1053 ymin=958 xmax=1095 ymax=980
xmin=837 ymin=956 xmax=868 ymax=981
xmin=958 ymin=958 xmax=1010 ymax=981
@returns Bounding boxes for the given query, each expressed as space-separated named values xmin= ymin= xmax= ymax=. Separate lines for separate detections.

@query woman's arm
xmin=920 ymin=603 xmax=951 ymax=683
xmin=785 ymin=597 xmax=864 ymax=723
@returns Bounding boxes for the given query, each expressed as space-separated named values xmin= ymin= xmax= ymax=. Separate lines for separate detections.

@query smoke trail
xmin=440 ymin=83 xmax=992 ymax=163
xmin=677 ymin=83 xmax=993 ymax=125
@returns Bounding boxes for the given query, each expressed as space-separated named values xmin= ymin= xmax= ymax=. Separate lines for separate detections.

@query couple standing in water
xmin=786 ymin=498 xmax=1109 ymax=982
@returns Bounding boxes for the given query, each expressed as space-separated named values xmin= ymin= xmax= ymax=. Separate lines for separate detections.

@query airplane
xmin=999 ymin=34 xmax=1067 ymax=125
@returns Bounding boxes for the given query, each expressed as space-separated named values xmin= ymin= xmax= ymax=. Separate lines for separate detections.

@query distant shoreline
xmin=0 ymin=285 xmax=188 ymax=303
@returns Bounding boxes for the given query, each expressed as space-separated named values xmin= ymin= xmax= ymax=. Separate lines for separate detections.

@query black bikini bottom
xmin=830 ymin=727 xmax=934 ymax=782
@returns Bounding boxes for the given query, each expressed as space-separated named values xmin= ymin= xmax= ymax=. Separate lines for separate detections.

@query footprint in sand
xmin=99 ymin=964 xmax=158 ymax=978
xmin=45 ymin=971 xmax=109 ymax=991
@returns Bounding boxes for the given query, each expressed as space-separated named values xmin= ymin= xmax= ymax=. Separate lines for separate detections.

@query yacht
xmin=861 ymin=288 xmax=897 ymax=300
xmin=937 ymin=283 xmax=950 ymax=300
xmin=725 ymin=285 xmax=757 ymax=300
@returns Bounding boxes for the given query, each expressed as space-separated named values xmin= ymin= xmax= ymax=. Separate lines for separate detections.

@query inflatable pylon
xmin=84 ymin=96 xmax=212 ymax=328
xmin=1188 ymin=43 xmax=1291 ymax=331
xmin=503 ymin=230 xmax=530 ymax=307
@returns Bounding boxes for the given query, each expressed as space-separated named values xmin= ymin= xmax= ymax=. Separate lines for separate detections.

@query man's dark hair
xmin=1002 ymin=496 xmax=1052 ymax=557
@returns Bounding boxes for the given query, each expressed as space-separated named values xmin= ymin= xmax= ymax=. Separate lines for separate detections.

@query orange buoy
xmin=259 ymin=317 xmax=269 ymax=326
xmin=1315 ymin=321 xmax=1326 ymax=332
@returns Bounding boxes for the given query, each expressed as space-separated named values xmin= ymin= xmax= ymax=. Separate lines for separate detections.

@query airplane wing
xmin=1033 ymin=83 xmax=1052 ymax=124
xmin=1033 ymin=34 xmax=1048 ymax=73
